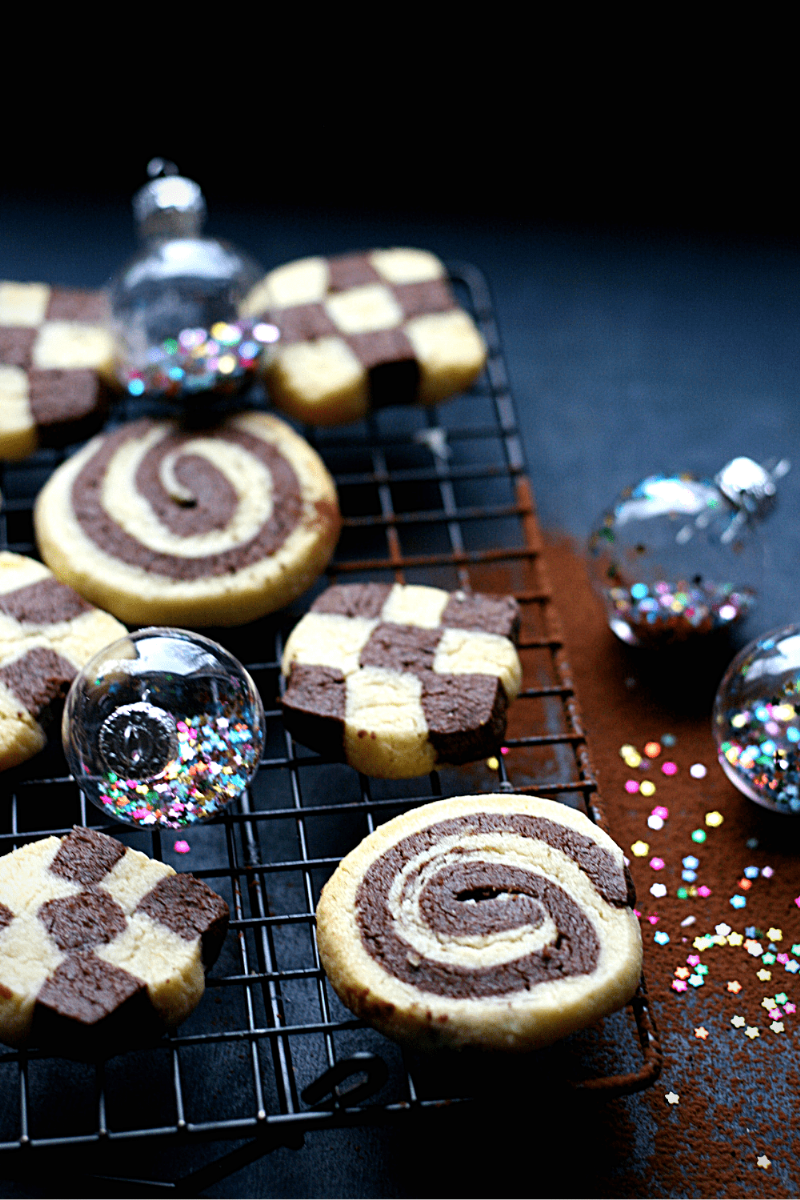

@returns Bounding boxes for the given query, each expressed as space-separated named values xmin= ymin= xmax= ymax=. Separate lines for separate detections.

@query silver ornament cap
xmin=714 ymin=456 xmax=785 ymax=518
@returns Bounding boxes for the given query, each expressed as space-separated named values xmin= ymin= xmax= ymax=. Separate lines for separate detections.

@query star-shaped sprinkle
xmin=728 ymin=932 xmax=744 ymax=946
xmin=730 ymin=895 xmax=747 ymax=909
xmin=768 ymin=927 xmax=783 ymax=941
xmin=761 ymin=866 xmax=773 ymax=878
xmin=774 ymin=992 xmax=788 ymax=1004
xmin=631 ymin=841 xmax=649 ymax=857
xmin=757 ymin=1156 xmax=771 ymax=1169
xmin=784 ymin=1001 xmax=796 ymax=1014
xmin=697 ymin=885 xmax=711 ymax=897
xmin=770 ymin=1021 xmax=785 ymax=1033
xmin=650 ymin=883 xmax=667 ymax=898
xmin=731 ymin=1015 xmax=746 ymax=1027
xmin=727 ymin=981 xmax=742 ymax=993
xmin=757 ymin=969 xmax=772 ymax=981
xmin=761 ymin=997 xmax=777 ymax=1010
xmin=715 ymin=923 xmax=732 ymax=937
xmin=745 ymin=1026 xmax=760 ymax=1039
xmin=665 ymin=1092 xmax=679 ymax=1105
xmin=650 ymin=856 xmax=665 ymax=870
xmin=705 ymin=810 xmax=724 ymax=826
xmin=675 ymin=967 xmax=691 ymax=979
xmin=672 ymin=979 xmax=688 ymax=992
xmin=694 ymin=1027 xmax=709 ymax=1039
xmin=654 ymin=930 xmax=670 ymax=945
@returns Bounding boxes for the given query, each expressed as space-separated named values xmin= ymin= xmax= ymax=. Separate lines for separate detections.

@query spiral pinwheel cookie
xmin=33 ymin=411 xmax=342 ymax=627
xmin=0 ymin=281 xmax=114 ymax=459
xmin=0 ymin=827 xmax=229 ymax=1052
xmin=281 ymin=582 xmax=522 ymax=777
xmin=240 ymin=248 xmax=487 ymax=425
xmin=0 ymin=552 xmax=127 ymax=772
xmin=316 ymin=794 xmax=642 ymax=1052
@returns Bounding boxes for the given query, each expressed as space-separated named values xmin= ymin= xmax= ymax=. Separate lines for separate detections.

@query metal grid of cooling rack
xmin=0 ymin=263 xmax=661 ymax=1191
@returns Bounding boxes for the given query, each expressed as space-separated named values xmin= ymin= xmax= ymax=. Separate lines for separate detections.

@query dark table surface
xmin=2 ymin=178 xmax=800 ymax=1198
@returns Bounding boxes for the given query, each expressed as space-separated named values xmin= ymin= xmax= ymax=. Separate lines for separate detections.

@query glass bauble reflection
xmin=713 ymin=624 xmax=800 ymax=814
xmin=588 ymin=457 xmax=783 ymax=648
xmin=63 ymin=627 xmax=265 ymax=828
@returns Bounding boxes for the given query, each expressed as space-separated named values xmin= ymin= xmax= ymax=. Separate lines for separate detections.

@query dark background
xmin=3 ymin=88 xmax=800 ymax=1196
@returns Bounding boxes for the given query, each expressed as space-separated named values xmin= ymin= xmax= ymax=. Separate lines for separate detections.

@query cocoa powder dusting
xmin=538 ymin=533 xmax=800 ymax=1198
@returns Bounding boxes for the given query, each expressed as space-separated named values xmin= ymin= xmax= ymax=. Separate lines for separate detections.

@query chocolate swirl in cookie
xmin=34 ymin=411 xmax=341 ymax=626
xmin=355 ymin=811 xmax=635 ymax=997
xmin=316 ymin=795 xmax=643 ymax=1051
xmin=70 ymin=419 xmax=303 ymax=580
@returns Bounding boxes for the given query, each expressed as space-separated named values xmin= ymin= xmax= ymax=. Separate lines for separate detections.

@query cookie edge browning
xmin=33 ymin=411 xmax=342 ymax=627
xmin=315 ymin=794 xmax=643 ymax=1052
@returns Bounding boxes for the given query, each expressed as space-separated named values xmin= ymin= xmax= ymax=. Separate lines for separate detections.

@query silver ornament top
xmin=715 ymin=456 xmax=787 ymax=518
xmin=132 ymin=159 xmax=206 ymax=242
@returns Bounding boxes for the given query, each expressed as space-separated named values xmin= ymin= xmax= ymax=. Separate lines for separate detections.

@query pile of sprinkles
xmin=96 ymin=709 xmax=262 ymax=829
xmin=121 ymin=318 xmax=279 ymax=398
xmin=605 ymin=579 xmax=755 ymax=646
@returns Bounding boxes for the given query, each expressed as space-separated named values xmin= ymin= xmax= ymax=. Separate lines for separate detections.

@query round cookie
xmin=0 ymin=551 xmax=127 ymax=772
xmin=316 ymin=794 xmax=642 ymax=1053
xmin=240 ymin=248 xmax=487 ymax=425
xmin=0 ymin=281 xmax=114 ymax=460
xmin=0 ymin=826 xmax=229 ymax=1052
xmin=34 ymin=410 xmax=342 ymax=627
xmin=281 ymin=582 xmax=522 ymax=778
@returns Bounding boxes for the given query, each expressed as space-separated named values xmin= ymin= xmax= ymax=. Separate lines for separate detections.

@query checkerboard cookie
xmin=0 ymin=826 xmax=229 ymax=1052
xmin=240 ymin=248 xmax=487 ymax=424
xmin=0 ymin=552 xmax=127 ymax=772
xmin=281 ymin=583 xmax=521 ymax=777
xmin=316 ymin=794 xmax=642 ymax=1052
xmin=33 ymin=410 xmax=341 ymax=627
xmin=0 ymin=282 xmax=115 ymax=459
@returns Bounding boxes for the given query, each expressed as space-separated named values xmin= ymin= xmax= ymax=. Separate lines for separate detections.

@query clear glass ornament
xmin=63 ymin=628 xmax=265 ymax=828
xmin=588 ymin=457 xmax=786 ymax=648
xmin=109 ymin=159 xmax=277 ymax=399
xmin=713 ymin=624 xmax=800 ymax=813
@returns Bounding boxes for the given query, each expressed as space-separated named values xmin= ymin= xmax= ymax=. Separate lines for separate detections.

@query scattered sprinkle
xmin=662 ymin=734 xmax=676 ymax=746
xmin=694 ymin=1027 xmax=709 ymax=1039
xmin=705 ymin=810 xmax=724 ymax=827
xmin=690 ymin=763 xmax=707 ymax=779
xmin=645 ymin=742 xmax=662 ymax=758
xmin=631 ymin=841 xmax=649 ymax=857
xmin=691 ymin=829 xmax=707 ymax=844
xmin=680 ymin=915 xmax=696 ymax=927
xmin=727 ymin=981 xmax=742 ymax=994
xmin=625 ymin=779 xmax=640 ymax=794
xmin=640 ymin=780 xmax=656 ymax=797
xmin=654 ymin=931 xmax=670 ymax=945
xmin=173 ymin=840 xmax=191 ymax=854
xmin=757 ymin=1155 xmax=771 ymax=1170
xmin=731 ymin=1015 xmax=746 ymax=1027
xmin=650 ymin=857 xmax=665 ymax=871
xmin=757 ymin=969 xmax=772 ymax=982
xmin=647 ymin=813 xmax=664 ymax=829
xmin=650 ymin=883 xmax=667 ymax=898
xmin=745 ymin=1026 xmax=760 ymax=1039
xmin=662 ymin=761 xmax=678 ymax=776
xmin=767 ymin=927 xmax=783 ymax=941
xmin=731 ymin=895 xmax=747 ymax=909
xmin=486 ymin=756 xmax=499 ymax=770
xmin=665 ymin=1092 xmax=680 ymax=1105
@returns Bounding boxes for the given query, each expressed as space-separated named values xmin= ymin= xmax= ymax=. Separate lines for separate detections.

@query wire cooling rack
xmin=0 ymin=263 xmax=661 ymax=1194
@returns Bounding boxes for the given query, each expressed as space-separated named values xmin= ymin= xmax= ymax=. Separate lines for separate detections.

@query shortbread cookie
xmin=0 ymin=552 xmax=127 ymax=772
xmin=240 ymin=248 xmax=487 ymax=425
xmin=316 ymin=794 xmax=642 ymax=1052
xmin=34 ymin=411 xmax=342 ymax=627
xmin=0 ymin=826 xmax=228 ymax=1052
xmin=0 ymin=282 xmax=115 ymax=459
xmin=281 ymin=583 xmax=521 ymax=777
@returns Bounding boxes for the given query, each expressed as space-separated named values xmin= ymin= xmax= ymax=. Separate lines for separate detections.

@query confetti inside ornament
xmin=587 ymin=458 xmax=785 ymax=647
xmin=63 ymin=627 xmax=265 ymax=829
xmin=713 ymin=624 xmax=800 ymax=813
